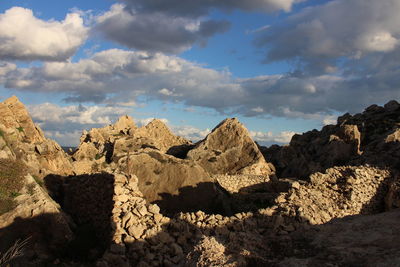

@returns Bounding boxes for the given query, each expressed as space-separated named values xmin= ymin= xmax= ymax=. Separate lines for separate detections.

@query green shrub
xmin=0 ymin=159 xmax=27 ymax=215
xmin=16 ymin=127 xmax=24 ymax=133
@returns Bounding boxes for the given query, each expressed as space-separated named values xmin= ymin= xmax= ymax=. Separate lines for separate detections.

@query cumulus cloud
xmin=28 ymin=103 xmax=131 ymax=146
xmin=250 ymin=130 xmax=297 ymax=144
xmin=122 ymin=0 xmax=302 ymax=16
xmin=95 ymin=0 xmax=302 ymax=54
xmin=0 ymin=7 xmax=88 ymax=61
xmin=171 ymin=125 xmax=211 ymax=142
xmin=2 ymin=47 xmax=399 ymax=120
xmin=95 ymin=4 xmax=230 ymax=54
xmin=136 ymin=117 xmax=169 ymax=127
xmin=255 ymin=0 xmax=400 ymax=74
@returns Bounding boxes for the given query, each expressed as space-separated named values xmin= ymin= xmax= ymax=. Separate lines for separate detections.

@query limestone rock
xmin=113 ymin=115 xmax=137 ymax=134
xmin=0 ymin=96 xmax=44 ymax=143
xmin=115 ymin=150 xmax=227 ymax=214
xmin=0 ymin=96 xmax=73 ymax=176
xmin=187 ymin=118 xmax=273 ymax=176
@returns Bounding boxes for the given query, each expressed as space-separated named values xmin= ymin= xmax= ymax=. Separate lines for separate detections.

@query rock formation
xmin=0 ymin=96 xmax=73 ymax=176
xmin=262 ymin=100 xmax=400 ymax=179
xmin=187 ymin=118 xmax=274 ymax=176
xmin=113 ymin=150 xmax=228 ymax=214
xmin=2 ymin=97 xmax=400 ymax=266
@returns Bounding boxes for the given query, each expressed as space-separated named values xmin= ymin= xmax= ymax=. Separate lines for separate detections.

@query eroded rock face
xmin=263 ymin=100 xmax=400 ymax=180
xmin=187 ymin=118 xmax=274 ymax=176
xmin=0 ymin=96 xmax=73 ymax=176
xmin=73 ymin=117 xmax=192 ymax=174
xmin=0 ymin=96 xmax=45 ymax=144
xmin=114 ymin=150 xmax=227 ymax=214
xmin=263 ymin=124 xmax=362 ymax=179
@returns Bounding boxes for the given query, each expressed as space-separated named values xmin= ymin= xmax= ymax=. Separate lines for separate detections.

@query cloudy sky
xmin=0 ymin=0 xmax=399 ymax=146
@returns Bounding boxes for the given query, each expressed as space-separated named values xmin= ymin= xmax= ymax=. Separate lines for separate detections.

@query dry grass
xmin=0 ymin=159 xmax=27 ymax=215
xmin=0 ymin=236 xmax=31 ymax=266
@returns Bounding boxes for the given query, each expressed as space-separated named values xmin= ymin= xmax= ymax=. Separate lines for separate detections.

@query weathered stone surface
xmin=115 ymin=150 xmax=227 ymax=214
xmin=135 ymin=119 xmax=191 ymax=153
xmin=0 ymin=96 xmax=45 ymax=143
xmin=187 ymin=118 xmax=273 ymax=176
xmin=113 ymin=115 xmax=137 ymax=134
xmin=0 ymin=96 xmax=73 ymax=176
xmin=262 ymin=124 xmax=362 ymax=179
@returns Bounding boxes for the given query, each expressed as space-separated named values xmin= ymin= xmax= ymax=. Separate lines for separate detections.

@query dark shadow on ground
xmin=44 ymin=172 xmax=116 ymax=263
xmin=153 ymin=182 xmax=231 ymax=216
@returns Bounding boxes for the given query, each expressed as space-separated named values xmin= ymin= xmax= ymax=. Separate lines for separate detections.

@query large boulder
xmin=187 ymin=118 xmax=274 ymax=176
xmin=114 ymin=150 xmax=228 ymax=214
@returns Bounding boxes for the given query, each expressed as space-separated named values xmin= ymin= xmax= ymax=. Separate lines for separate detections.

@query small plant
xmin=95 ymin=153 xmax=102 ymax=160
xmin=0 ymin=236 xmax=31 ymax=266
xmin=0 ymin=129 xmax=4 ymax=138
xmin=16 ymin=127 xmax=24 ymax=133
xmin=10 ymin=192 xmax=22 ymax=198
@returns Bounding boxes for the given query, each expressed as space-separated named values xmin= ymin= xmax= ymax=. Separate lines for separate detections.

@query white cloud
xmin=45 ymin=130 xmax=82 ymax=147
xmin=256 ymin=0 xmax=400 ymax=74
xmin=136 ymin=118 xmax=169 ymax=127
xmin=322 ymin=115 xmax=337 ymax=126
xmin=251 ymin=107 xmax=264 ymax=113
xmin=1 ymin=46 xmax=399 ymax=123
xmin=27 ymin=103 xmax=132 ymax=146
xmin=171 ymin=125 xmax=211 ymax=142
xmin=0 ymin=7 xmax=88 ymax=61
xmin=250 ymin=130 xmax=297 ymax=144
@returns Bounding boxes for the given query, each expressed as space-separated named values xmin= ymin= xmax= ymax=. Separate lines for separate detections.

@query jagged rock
xmin=0 ymin=96 xmax=73 ymax=176
xmin=263 ymin=123 xmax=362 ymax=179
xmin=0 ymin=96 xmax=45 ymax=143
xmin=187 ymin=118 xmax=273 ymax=176
xmin=113 ymin=115 xmax=137 ymax=134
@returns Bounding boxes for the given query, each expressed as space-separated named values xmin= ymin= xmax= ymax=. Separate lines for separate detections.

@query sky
xmin=0 ymin=0 xmax=399 ymax=146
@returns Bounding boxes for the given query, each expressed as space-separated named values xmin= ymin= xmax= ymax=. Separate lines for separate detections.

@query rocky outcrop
xmin=187 ymin=118 xmax=274 ymax=176
xmin=113 ymin=150 xmax=227 ymax=214
xmin=0 ymin=96 xmax=73 ymax=176
xmin=0 ymin=96 xmax=45 ymax=144
xmin=72 ymin=117 xmax=192 ymax=174
xmin=263 ymin=100 xmax=400 ymax=179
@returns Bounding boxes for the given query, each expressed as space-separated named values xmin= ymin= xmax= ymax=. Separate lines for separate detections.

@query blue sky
xmin=0 ymin=0 xmax=399 ymax=146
